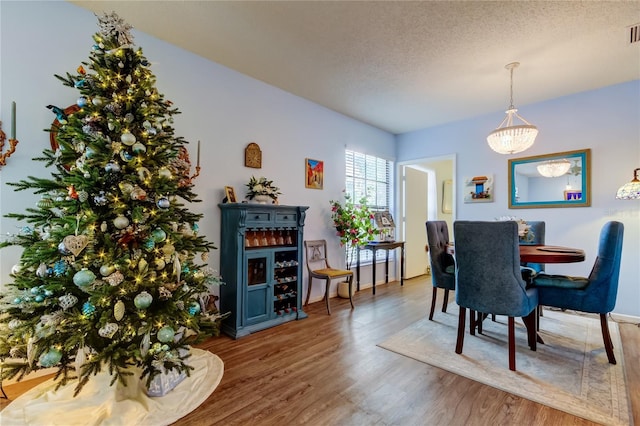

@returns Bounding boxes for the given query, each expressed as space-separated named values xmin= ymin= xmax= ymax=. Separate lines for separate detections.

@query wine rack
xmin=218 ymin=204 xmax=308 ymax=338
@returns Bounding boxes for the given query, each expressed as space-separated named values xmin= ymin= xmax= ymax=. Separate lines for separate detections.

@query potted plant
xmin=245 ymin=176 xmax=281 ymax=204
xmin=330 ymin=193 xmax=379 ymax=296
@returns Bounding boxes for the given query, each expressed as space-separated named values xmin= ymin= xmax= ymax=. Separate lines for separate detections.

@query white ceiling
xmin=70 ymin=1 xmax=640 ymax=135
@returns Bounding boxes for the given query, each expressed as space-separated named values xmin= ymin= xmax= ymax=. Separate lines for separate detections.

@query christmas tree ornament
xmin=53 ymin=260 xmax=67 ymax=276
xmin=158 ymin=167 xmax=172 ymax=179
xmin=59 ymin=293 xmax=79 ymax=310
xmin=132 ymin=142 xmax=146 ymax=154
xmin=85 ymin=146 xmax=96 ymax=158
xmin=98 ymin=323 xmax=119 ymax=339
xmin=130 ymin=186 xmax=147 ymax=200
xmin=36 ymin=263 xmax=48 ymax=277
xmin=73 ymin=268 xmax=96 ymax=287
xmin=140 ymin=332 xmax=151 ymax=357
xmin=158 ymin=286 xmax=171 ymax=299
xmin=105 ymin=270 xmax=124 ymax=286
xmin=77 ymin=65 xmax=86 ymax=75
xmin=63 ymin=234 xmax=89 ymax=256
xmin=137 ymin=166 xmax=151 ymax=181
xmin=157 ymin=326 xmax=175 ymax=343
xmin=120 ymin=131 xmax=136 ymax=145
xmin=77 ymin=96 xmax=88 ymax=107
xmin=100 ymin=221 xmax=108 ymax=232
xmin=154 ymin=258 xmax=166 ymax=270
xmin=100 ymin=264 xmax=116 ymax=276
xmin=93 ymin=191 xmax=108 ymax=206
xmin=124 ymin=113 xmax=135 ymax=123
xmin=82 ymin=301 xmax=96 ymax=317
xmin=143 ymin=238 xmax=155 ymax=252
xmin=201 ymin=252 xmax=209 ymax=262
xmin=151 ymin=228 xmax=167 ymax=243
xmin=35 ymin=294 xmax=45 ymax=303
xmin=78 ymin=190 xmax=89 ymax=202
xmin=120 ymin=150 xmax=134 ymax=162
xmin=92 ymin=96 xmax=103 ymax=106
xmin=57 ymin=241 xmax=71 ymax=256
xmin=162 ymin=243 xmax=175 ymax=256
xmin=188 ymin=301 xmax=201 ymax=316
xmin=39 ymin=347 xmax=63 ymax=367
xmin=119 ymin=182 xmax=134 ymax=196
xmin=134 ymin=291 xmax=153 ymax=309
xmin=67 ymin=185 xmax=79 ymax=199
xmin=8 ymin=319 xmax=22 ymax=330
xmin=138 ymin=258 xmax=149 ymax=273
xmin=105 ymin=162 xmax=121 ymax=173
xmin=37 ymin=197 xmax=53 ymax=209
xmin=114 ymin=300 xmax=125 ymax=321
xmin=156 ymin=197 xmax=170 ymax=209
xmin=113 ymin=215 xmax=129 ymax=229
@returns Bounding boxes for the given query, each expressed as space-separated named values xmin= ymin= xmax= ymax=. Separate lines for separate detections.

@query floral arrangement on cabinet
xmin=330 ymin=193 xmax=379 ymax=269
xmin=246 ymin=176 xmax=281 ymax=203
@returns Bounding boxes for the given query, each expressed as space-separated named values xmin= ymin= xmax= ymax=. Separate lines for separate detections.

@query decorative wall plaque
xmin=244 ymin=142 xmax=262 ymax=168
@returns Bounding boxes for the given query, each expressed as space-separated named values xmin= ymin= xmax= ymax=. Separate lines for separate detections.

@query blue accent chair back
xmin=534 ymin=221 xmax=624 ymax=364
xmin=453 ymin=221 xmax=539 ymax=371
xmin=426 ymin=221 xmax=455 ymax=320
xmin=520 ymin=221 xmax=546 ymax=273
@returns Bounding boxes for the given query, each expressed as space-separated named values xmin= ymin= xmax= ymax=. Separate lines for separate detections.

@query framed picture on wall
xmin=464 ymin=175 xmax=494 ymax=203
xmin=305 ymin=158 xmax=323 ymax=189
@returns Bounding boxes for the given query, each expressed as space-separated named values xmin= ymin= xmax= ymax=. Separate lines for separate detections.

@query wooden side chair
xmin=304 ymin=240 xmax=354 ymax=315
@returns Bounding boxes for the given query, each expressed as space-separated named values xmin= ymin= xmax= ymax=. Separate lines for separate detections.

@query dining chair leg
xmin=442 ymin=289 xmax=449 ymax=312
xmin=305 ymin=277 xmax=313 ymax=306
xmin=428 ymin=287 xmax=438 ymax=320
xmin=455 ymin=306 xmax=466 ymax=354
xmin=325 ymin=278 xmax=331 ymax=315
xmin=470 ymin=309 xmax=476 ymax=336
xmin=348 ymin=276 xmax=355 ymax=310
xmin=600 ymin=313 xmax=616 ymax=364
xmin=508 ymin=316 xmax=516 ymax=371
xmin=522 ymin=309 xmax=538 ymax=351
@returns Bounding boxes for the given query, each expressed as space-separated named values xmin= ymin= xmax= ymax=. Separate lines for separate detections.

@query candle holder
xmin=0 ymin=121 xmax=19 ymax=168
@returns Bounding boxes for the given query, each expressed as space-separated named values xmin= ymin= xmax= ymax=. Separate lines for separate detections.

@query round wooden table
xmin=519 ymin=245 xmax=585 ymax=263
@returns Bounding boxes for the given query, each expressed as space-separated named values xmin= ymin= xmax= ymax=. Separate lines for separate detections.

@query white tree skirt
xmin=0 ymin=348 xmax=223 ymax=426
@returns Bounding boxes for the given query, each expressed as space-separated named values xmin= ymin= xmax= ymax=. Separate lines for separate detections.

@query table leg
xmin=372 ymin=247 xmax=377 ymax=295
xmin=356 ymin=247 xmax=361 ymax=292
xmin=385 ymin=250 xmax=390 ymax=283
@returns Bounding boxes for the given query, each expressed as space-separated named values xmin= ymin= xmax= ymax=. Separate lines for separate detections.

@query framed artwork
xmin=464 ymin=174 xmax=494 ymax=203
xmin=305 ymin=158 xmax=323 ymax=189
xmin=224 ymin=186 xmax=237 ymax=203
xmin=374 ymin=211 xmax=395 ymax=228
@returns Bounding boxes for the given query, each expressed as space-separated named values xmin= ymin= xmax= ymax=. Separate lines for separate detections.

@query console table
xmin=356 ymin=241 xmax=405 ymax=294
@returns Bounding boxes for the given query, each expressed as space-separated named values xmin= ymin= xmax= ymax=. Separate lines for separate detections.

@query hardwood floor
xmin=2 ymin=276 xmax=638 ymax=425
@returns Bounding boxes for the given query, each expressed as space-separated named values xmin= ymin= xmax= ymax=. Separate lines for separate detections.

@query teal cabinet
xmin=218 ymin=204 xmax=308 ymax=338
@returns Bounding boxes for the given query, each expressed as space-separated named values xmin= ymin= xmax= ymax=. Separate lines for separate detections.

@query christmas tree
xmin=0 ymin=12 xmax=224 ymax=396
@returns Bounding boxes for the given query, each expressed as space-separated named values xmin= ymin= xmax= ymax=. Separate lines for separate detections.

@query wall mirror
xmin=508 ymin=149 xmax=591 ymax=209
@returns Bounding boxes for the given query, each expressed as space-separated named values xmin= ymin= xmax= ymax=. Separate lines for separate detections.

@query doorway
xmin=398 ymin=154 xmax=456 ymax=279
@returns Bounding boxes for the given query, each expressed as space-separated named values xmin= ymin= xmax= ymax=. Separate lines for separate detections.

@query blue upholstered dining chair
xmin=425 ymin=221 xmax=455 ymax=320
xmin=520 ymin=221 xmax=546 ymax=273
xmin=533 ymin=221 xmax=624 ymax=364
xmin=453 ymin=221 xmax=539 ymax=371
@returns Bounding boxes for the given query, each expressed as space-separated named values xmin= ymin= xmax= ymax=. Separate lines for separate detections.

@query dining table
xmin=446 ymin=243 xmax=586 ymax=264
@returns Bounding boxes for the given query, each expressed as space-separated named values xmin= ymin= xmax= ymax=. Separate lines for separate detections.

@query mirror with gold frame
xmin=508 ymin=149 xmax=591 ymax=209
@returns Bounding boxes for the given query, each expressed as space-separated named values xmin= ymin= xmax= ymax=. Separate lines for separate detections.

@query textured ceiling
xmin=70 ymin=1 xmax=640 ymax=134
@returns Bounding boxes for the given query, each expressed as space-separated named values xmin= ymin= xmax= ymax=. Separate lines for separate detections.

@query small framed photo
xmin=224 ymin=186 xmax=237 ymax=203
xmin=305 ymin=158 xmax=324 ymax=189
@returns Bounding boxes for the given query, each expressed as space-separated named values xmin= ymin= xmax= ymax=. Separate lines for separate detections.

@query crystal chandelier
xmin=487 ymin=62 xmax=538 ymax=155
xmin=537 ymin=159 xmax=571 ymax=178
xmin=615 ymin=168 xmax=640 ymax=200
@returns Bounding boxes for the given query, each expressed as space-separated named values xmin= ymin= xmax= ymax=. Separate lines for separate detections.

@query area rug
xmin=0 ymin=348 xmax=224 ymax=426
xmin=378 ymin=309 xmax=632 ymax=426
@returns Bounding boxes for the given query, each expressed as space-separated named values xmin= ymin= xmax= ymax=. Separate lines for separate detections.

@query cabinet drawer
xmin=275 ymin=211 xmax=297 ymax=225
xmin=246 ymin=211 xmax=272 ymax=225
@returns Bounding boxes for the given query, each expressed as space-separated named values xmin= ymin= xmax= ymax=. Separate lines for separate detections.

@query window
xmin=344 ymin=149 xmax=393 ymax=263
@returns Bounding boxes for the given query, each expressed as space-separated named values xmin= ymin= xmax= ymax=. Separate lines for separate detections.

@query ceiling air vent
xmin=630 ymin=24 xmax=640 ymax=44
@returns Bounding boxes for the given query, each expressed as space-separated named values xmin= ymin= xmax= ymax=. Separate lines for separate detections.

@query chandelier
xmin=615 ymin=168 xmax=640 ymax=200
xmin=487 ymin=62 xmax=538 ymax=155
xmin=537 ymin=159 xmax=571 ymax=178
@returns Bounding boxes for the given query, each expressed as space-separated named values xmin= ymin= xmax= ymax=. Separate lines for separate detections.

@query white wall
xmin=0 ymin=2 xmax=395 ymax=303
xmin=397 ymin=81 xmax=640 ymax=317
